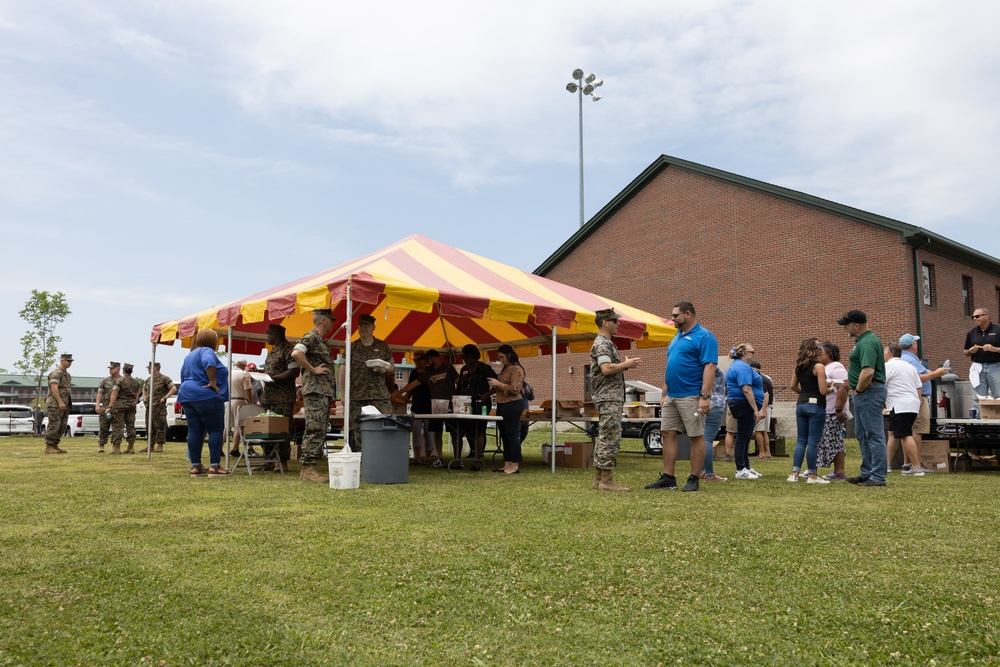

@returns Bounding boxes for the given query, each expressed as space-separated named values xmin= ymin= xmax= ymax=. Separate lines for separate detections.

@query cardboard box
xmin=624 ymin=404 xmax=656 ymax=418
xmin=539 ymin=399 xmax=583 ymax=420
xmin=979 ymin=399 xmax=1000 ymax=420
xmin=542 ymin=442 xmax=594 ymax=468
xmin=920 ymin=439 xmax=951 ymax=473
xmin=243 ymin=415 xmax=289 ymax=435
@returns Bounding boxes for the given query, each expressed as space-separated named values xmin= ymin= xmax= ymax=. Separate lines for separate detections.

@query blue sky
xmin=2 ymin=0 xmax=999 ymax=379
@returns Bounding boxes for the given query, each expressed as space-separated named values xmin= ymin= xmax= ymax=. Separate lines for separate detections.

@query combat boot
xmin=599 ymin=469 xmax=631 ymax=492
xmin=592 ymin=468 xmax=605 ymax=490
xmin=124 ymin=444 xmax=135 ymax=454
xmin=44 ymin=445 xmax=66 ymax=455
xmin=300 ymin=464 xmax=329 ymax=484
xmin=110 ymin=444 xmax=121 ymax=455
xmin=154 ymin=444 xmax=163 ymax=453
xmin=98 ymin=445 xmax=105 ymax=453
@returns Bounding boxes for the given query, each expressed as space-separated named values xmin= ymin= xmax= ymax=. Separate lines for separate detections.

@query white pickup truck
xmin=134 ymin=398 xmax=188 ymax=441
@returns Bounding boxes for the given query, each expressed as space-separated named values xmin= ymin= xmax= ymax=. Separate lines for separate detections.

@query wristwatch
xmin=699 ymin=393 xmax=710 ymax=399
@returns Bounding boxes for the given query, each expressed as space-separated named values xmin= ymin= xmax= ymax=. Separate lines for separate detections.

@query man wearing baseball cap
xmin=44 ymin=353 xmax=74 ymax=455
xmin=894 ymin=334 xmax=950 ymax=472
xmin=95 ymin=362 xmax=121 ymax=453
xmin=837 ymin=310 xmax=888 ymax=486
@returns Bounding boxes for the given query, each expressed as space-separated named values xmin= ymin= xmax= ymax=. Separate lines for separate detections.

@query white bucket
xmin=451 ymin=395 xmax=471 ymax=414
xmin=328 ymin=453 xmax=362 ymax=489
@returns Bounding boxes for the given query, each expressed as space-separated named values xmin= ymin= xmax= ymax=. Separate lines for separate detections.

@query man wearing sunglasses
xmin=964 ymin=308 xmax=1000 ymax=408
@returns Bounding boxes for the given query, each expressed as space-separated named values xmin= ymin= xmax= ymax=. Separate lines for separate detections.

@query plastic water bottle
xmin=970 ymin=406 xmax=980 ymax=419
xmin=942 ymin=359 xmax=952 ymax=369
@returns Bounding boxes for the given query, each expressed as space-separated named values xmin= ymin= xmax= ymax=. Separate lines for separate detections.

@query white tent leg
xmin=551 ymin=326 xmax=557 ymax=474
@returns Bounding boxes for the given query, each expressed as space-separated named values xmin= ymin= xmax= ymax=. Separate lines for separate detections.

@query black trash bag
xmin=357 ymin=413 xmax=413 ymax=431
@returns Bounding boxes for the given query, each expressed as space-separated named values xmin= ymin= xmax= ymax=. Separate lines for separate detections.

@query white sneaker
xmin=902 ymin=466 xmax=925 ymax=476
xmin=748 ymin=468 xmax=763 ymax=478
xmin=806 ymin=476 xmax=831 ymax=484
xmin=786 ymin=473 xmax=799 ymax=482
xmin=735 ymin=468 xmax=759 ymax=480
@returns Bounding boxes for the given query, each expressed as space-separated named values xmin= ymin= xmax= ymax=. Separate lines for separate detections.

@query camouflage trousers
xmin=147 ymin=407 xmax=168 ymax=445
xmin=262 ymin=401 xmax=295 ymax=461
xmin=594 ymin=401 xmax=623 ymax=470
xmin=302 ymin=394 xmax=332 ymax=464
xmin=98 ymin=411 xmax=111 ymax=446
xmin=111 ymin=407 xmax=136 ymax=446
xmin=349 ymin=398 xmax=392 ymax=451
xmin=45 ymin=406 xmax=68 ymax=446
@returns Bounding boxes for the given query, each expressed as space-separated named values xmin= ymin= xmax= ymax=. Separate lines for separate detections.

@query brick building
xmin=526 ymin=154 xmax=1000 ymax=408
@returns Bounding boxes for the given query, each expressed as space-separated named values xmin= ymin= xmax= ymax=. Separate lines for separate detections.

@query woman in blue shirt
xmin=178 ymin=329 xmax=230 ymax=476
xmin=725 ymin=343 xmax=765 ymax=479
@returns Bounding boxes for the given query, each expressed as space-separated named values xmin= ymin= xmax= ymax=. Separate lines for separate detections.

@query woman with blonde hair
xmin=725 ymin=343 xmax=765 ymax=480
xmin=178 ymin=329 xmax=230 ymax=476
xmin=788 ymin=338 xmax=835 ymax=484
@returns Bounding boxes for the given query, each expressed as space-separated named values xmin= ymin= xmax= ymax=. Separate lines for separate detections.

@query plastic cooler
xmin=358 ymin=414 xmax=413 ymax=484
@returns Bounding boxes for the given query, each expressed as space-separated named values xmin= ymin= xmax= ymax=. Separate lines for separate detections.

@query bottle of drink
xmin=942 ymin=359 xmax=951 ymax=369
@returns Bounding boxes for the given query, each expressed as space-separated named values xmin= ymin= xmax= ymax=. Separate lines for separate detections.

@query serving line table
xmin=411 ymin=413 xmax=502 ymax=471
xmin=931 ymin=418 xmax=1000 ymax=470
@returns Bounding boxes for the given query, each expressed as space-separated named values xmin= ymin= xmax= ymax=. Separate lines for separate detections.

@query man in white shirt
xmin=884 ymin=342 xmax=928 ymax=476
xmin=227 ymin=358 xmax=253 ymax=457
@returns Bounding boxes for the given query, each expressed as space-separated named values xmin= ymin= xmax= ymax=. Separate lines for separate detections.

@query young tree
xmin=14 ymin=290 xmax=72 ymax=405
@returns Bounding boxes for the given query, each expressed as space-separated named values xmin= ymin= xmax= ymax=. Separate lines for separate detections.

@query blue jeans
xmin=728 ymin=400 xmax=756 ymax=471
xmin=974 ymin=362 xmax=1000 ymax=404
xmin=854 ymin=383 xmax=887 ymax=483
xmin=793 ymin=402 xmax=826 ymax=474
xmin=184 ymin=398 xmax=226 ymax=467
xmin=702 ymin=405 xmax=724 ymax=475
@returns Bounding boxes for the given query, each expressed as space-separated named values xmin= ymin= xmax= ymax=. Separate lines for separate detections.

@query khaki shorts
xmin=725 ymin=406 xmax=737 ymax=433
xmin=754 ymin=406 xmax=772 ymax=432
xmin=660 ymin=395 xmax=706 ymax=438
xmin=913 ymin=395 xmax=930 ymax=434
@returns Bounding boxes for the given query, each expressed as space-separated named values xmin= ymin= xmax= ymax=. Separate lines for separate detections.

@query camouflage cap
xmin=123 ymin=363 xmax=134 ymax=373
xmin=109 ymin=361 xmax=120 ymax=369
xmin=358 ymin=314 xmax=376 ymax=325
xmin=313 ymin=309 xmax=335 ymax=321
xmin=60 ymin=353 xmax=74 ymax=361
xmin=267 ymin=324 xmax=286 ymax=334
xmin=595 ymin=308 xmax=620 ymax=323
xmin=146 ymin=362 xmax=160 ymax=370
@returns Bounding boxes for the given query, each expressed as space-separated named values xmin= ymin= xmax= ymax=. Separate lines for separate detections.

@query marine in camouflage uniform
xmin=262 ymin=324 xmax=298 ymax=464
xmin=110 ymin=364 xmax=141 ymax=454
xmin=591 ymin=332 xmax=625 ymax=470
xmin=346 ymin=314 xmax=394 ymax=450
xmin=95 ymin=362 xmax=120 ymax=452
xmin=44 ymin=353 xmax=74 ymax=454
xmin=142 ymin=364 xmax=175 ymax=450
xmin=291 ymin=311 xmax=338 ymax=479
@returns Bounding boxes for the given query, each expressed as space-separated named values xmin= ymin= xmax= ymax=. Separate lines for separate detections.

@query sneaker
xmin=702 ymin=473 xmax=728 ymax=482
xmin=806 ymin=475 xmax=831 ymax=484
xmin=735 ymin=468 xmax=759 ymax=480
xmin=901 ymin=463 xmax=913 ymax=474
xmin=786 ymin=473 xmax=799 ymax=482
xmin=681 ymin=475 xmax=699 ymax=492
xmin=644 ymin=473 xmax=678 ymax=490
xmin=431 ymin=459 xmax=445 ymax=469
xmin=858 ymin=478 xmax=887 ymax=487
xmin=748 ymin=468 xmax=763 ymax=478
xmin=902 ymin=466 xmax=925 ymax=476
xmin=913 ymin=466 xmax=934 ymax=475
xmin=823 ymin=472 xmax=847 ymax=480
xmin=846 ymin=476 xmax=868 ymax=485
xmin=887 ymin=465 xmax=892 ymax=474
xmin=724 ymin=454 xmax=733 ymax=462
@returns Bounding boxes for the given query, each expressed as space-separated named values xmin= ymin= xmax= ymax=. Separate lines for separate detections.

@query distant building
xmin=0 ymin=374 xmax=102 ymax=405
xmin=527 ymin=154 xmax=1000 ymax=403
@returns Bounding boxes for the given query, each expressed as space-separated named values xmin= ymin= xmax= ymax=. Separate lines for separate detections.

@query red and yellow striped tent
xmin=150 ymin=234 xmax=676 ymax=358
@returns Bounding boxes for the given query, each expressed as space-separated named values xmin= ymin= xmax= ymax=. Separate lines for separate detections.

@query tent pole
xmin=551 ymin=326 xmax=557 ymax=474
xmin=344 ymin=282 xmax=353 ymax=451
xmin=146 ymin=343 xmax=156 ymax=460
xmin=225 ymin=327 xmax=232 ymax=467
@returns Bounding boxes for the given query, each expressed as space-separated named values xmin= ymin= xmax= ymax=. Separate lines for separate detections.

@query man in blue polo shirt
xmin=646 ymin=301 xmax=718 ymax=492
xmin=894 ymin=333 xmax=950 ymax=472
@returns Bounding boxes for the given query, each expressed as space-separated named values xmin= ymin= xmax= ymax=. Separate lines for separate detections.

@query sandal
xmin=190 ymin=465 xmax=206 ymax=477
xmin=207 ymin=466 xmax=230 ymax=477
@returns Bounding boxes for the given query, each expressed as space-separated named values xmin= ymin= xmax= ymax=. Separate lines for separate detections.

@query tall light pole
xmin=566 ymin=69 xmax=603 ymax=227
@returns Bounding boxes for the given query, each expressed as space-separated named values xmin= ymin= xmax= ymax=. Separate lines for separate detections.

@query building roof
xmin=535 ymin=154 xmax=1000 ymax=276
xmin=0 ymin=374 xmax=104 ymax=389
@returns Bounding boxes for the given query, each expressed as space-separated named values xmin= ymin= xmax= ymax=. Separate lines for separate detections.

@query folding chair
xmin=230 ymin=404 xmax=286 ymax=476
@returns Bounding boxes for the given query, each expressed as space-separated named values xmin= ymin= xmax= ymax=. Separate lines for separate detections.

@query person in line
xmin=44 ymin=353 xmax=73 ymax=455
xmin=749 ymin=359 xmax=773 ymax=459
xmin=227 ymin=359 xmax=252 ymax=457
xmin=290 ymin=309 xmax=339 ymax=483
xmin=94 ymin=361 xmax=120 ymax=453
xmin=816 ymin=342 xmax=850 ymax=480
xmin=487 ymin=344 xmax=527 ymax=475
xmin=406 ymin=351 xmax=434 ymax=465
xmin=964 ymin=307 xmax=1000 ymax=408
xmin=787 ymin=338 xmax=834 ymax=484
xmin=895 ymin=333 xmax=950 ymax=471
xmin=395 ymin=349 xmax=458 ymax=468
xmin=339 ymin=313 xmax=395 ymax=451
xmin=456 ymin=344 xmax=497 ymax=466
xmin=246 ymin=363 xmax=264 ymax=405
xmin=646 ymin=301 xmax=717 ymax=492
xmin=108 ymin=363 xmax=141 ymax=455
xmin=141 ymin=362 xmax=176 ymax=453
xmin=839 ymin=310 xmax=888 ymax=487
xmin=883 ymin=341 xmax=927 ymax=476
xmin=725 ymin=344 xmax=765 ymax=480
xmin=700 ymin=365 xmax=728 ymax=482
xmin=261 ymin=323 xmax=299 ymax=469
xmin=32 ymin=404 xmax=43 ymax=436
xmin=178 ymin=330 xmax=230 ymax=477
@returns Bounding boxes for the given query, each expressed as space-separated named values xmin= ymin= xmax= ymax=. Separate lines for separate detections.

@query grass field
xmin=1 ymin=432 xmax=998 ymax=666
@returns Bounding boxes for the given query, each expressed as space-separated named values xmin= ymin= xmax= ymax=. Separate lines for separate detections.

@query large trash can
xmin=359 ymin=414 xmax=412 ymax=484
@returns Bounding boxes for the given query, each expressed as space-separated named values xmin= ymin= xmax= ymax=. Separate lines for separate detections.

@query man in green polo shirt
xmin=838 ymin=309 xmax=888 ymax=487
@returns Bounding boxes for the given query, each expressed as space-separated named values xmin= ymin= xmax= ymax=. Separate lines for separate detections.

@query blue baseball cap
xmin=899 ymin=333 xmax=920 ymax=347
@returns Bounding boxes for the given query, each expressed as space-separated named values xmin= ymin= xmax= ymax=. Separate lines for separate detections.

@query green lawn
xmin=1 ymin=433 xmax=998 ymax=666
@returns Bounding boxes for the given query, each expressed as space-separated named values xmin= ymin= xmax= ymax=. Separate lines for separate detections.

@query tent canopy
xmin=151 ymin=235 xmax=676 ymax=358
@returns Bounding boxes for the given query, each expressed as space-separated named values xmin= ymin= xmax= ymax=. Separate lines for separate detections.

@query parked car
xmin=41 ymin=402 xmax=101 ymax=437
xmin=134 ymin=397 xmax=188 ymax=441
xmin=0 ymin=404 xmax=35 ymax=436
